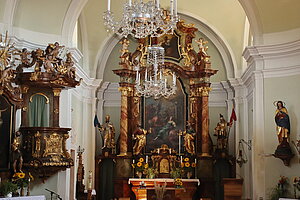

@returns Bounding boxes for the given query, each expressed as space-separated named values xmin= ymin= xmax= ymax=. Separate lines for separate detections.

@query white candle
xmin=180 ymin=156 xmax=182 ymax=163
xmin=156 ymin=0 xmax=159 ymax=8
xmin=173 ymin=72 xmax=176 ymax=85
xmin=174 ymin=0 xmax=177 ymax=15
xmin=158 ymin=148 xmax=160 ymax=154
xmin=107 ymin=0 xmax=111 ymax=11
xmin=133 ymin=159 xmax=135 ymax=164
xmin=170 ymin=0 xmax=174 ymax=15
xmin=169 ymin=148 xmax=171 ymax=154
xmin=136 ymin=71 xmax=139 ymax=84
xmin=178 ymin=134 xmax=181 ymax=155
xmin=145 ymin=68 xmax=148 ymax=81
xmin=195 ymin=158 xmax=197 ymax=164
xmin=129 ymin=0 xmax=132 ymax=6
xmin=146 ymin=155 xmax=148 ymax=163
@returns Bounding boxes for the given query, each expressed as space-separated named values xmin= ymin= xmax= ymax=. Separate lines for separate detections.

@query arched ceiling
xmin=1 ymin=0 xmax=300 ymax=78
xmin=254 ymin=0 xmax=300 ymax=33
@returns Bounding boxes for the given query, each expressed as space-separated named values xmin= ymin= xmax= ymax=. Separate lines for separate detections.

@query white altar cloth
xmin=0 ymin=196 xmax=46 ymax=200
xmin=128 ymin=178 xmax=200 ymax=185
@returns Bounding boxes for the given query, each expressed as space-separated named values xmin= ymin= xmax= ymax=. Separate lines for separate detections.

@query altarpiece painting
xmin=144 ymin=79 xmax=186 ymax=153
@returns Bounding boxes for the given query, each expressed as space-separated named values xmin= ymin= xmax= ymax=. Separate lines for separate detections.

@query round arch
xmin=94 ymin=13 xmax=237 ymax=80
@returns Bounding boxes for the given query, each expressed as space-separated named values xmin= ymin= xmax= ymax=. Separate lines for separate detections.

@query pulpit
xmin=128 ymin=178 xmax=200 ymax=200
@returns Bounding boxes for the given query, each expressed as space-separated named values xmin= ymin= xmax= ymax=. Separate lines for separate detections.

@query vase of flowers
xmin=132 ymin=157 xmax=148 ymax=178
xmin=181 ymin=157 xmax=196 ymax=179
xmin=12 ymin=172 xmax=34 ymax=196
xmin=269 ymin=176 xmax=289 ymax=200
xmin=174 ymin=178 xmax=183 ymax=188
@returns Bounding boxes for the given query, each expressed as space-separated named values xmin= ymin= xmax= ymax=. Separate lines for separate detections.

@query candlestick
xmin=107 ymin=0 xmax=111 ymax=11
xmin=174 ymin=0 xmax=177 ymax=15
xmin=170 ymin=0 xmax=174 ymax=16
xmin=178 ymin=133 xmax=181 ymax=155
xmin=88 ymin=171 xmax=92 ymax=189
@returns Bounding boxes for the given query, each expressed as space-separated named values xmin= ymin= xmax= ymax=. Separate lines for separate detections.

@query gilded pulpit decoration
xmin=43 ymin=133 xmax=63 ymax=161
xmin=32 ymin=131 xmax=41 ymax=158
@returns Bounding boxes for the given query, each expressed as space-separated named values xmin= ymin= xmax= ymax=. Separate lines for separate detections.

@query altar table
xmin=0 ymin=196 xmax=46 ymax=200
xmin=128 ymin=178 xmax=200 ymax=200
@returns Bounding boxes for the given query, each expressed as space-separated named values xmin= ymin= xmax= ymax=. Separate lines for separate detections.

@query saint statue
xmin=274 ymin=101 xmax=290 ymax=144
xmin=99 ymin=115 xmax=115 ymax=150
xmin=183 ymin=121 xmax=196 ymax=155
xmin=11 ymin=131 xmax=23 ymax=173
xmin=214 ymin=114 xmax=232 ymax=150
xmin=132 ymin=124 xmax=151 ymax=155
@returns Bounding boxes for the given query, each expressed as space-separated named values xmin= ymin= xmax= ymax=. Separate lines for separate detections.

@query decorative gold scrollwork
xmin=43 ymin=133 xmax=63 ymax=162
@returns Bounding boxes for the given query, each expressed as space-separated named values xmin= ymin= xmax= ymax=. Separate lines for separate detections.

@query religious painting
xmin=151 ymin=31 xmax=183 ymax=63
xmin=144 ymin=80 xmax=186 ymax=153
xmin=0 ymin=95 xmax=14 ymax=171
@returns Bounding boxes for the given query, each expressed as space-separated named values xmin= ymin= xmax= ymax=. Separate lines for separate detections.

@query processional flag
xmin=230 ymin=108 xmax=237 ymax=124
xmin=94 ymin=115 xmax=100 ymax=127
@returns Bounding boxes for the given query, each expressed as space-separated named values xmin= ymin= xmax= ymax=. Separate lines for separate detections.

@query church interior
xmin=0 ymin=0 xmax=300 ymax=199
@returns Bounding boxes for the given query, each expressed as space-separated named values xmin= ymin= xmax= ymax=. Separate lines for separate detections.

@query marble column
xmin=118 ymin=86 xmax=134 ymax=156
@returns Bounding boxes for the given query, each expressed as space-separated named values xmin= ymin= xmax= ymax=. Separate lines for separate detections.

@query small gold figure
xmin=183 ymin=121 xmax=196 ymax=155
xmin=99 ymin=115 xmax=115 ymax=150
xmin=11 ymin=131 xmax=23 ymax=173
xmin=132 ymin=124 xmax=151 ymax=155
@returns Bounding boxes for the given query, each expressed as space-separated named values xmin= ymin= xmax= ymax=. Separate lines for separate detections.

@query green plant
xmin=144 ymin=167 xmax=158 ymax=178
xmin=0 ymin=181 xmax=18 ymax=196
xmin=269 ymin=176 xmax=289 ymax=200
xmin=170 ymin=168 xmax=182 ymax=179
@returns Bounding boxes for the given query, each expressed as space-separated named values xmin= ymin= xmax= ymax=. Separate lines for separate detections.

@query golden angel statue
xmin=132 ymin=124 xmax=151 ymax=155
xmin=183 ymin=121 xmax=196 ymax=155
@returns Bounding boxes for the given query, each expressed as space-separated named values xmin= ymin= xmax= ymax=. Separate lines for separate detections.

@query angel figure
xmin=183 ymin=121 xmax=196 ymax=155
xmin=132 ymin=124 xmax=151 ymax=155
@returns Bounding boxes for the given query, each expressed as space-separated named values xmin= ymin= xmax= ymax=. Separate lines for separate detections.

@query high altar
xmin=96 ymin=20 xmax=218 ymax=200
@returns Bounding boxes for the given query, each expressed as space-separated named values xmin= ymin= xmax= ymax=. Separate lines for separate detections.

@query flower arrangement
xmin=269 ymin=176 xmax=289 ymax=200
xmin=174 ymin=178 xmax=183 ymax=188
xmin=144 ymin=167 xmax=158 ymax=178
xmin=132 ymin=157 xmax=148 ymax=172
xmin=181 ymin=157 xmax=196 ymax=172
xmin=293 ymin=177 xmax=300 ymax=198
xmin=12 ymin=172 xmax=34 ymax=189
xmin=170 ymin=167 xmax=182 ymax=179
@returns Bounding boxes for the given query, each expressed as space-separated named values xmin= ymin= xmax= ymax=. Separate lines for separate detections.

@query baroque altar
xmin=96 ymin=20 xmax=218 ymax=199
xmin=128 ymin=178 xmax=200 ymax=200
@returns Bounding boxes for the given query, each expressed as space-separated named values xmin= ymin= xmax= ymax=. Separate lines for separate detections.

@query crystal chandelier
xmin=135 ymin=46 xmax=177 ymax=99
xmin=103 ymin=0 xmax=179 ymax=39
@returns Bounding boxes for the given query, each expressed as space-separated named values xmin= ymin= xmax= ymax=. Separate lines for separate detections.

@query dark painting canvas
xmin=144 ymin=81 xmax=186 ymax=153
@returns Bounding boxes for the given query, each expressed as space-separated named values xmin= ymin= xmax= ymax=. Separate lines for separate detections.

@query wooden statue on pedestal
xmin=273 ymin=101 xmax=294 ymax=166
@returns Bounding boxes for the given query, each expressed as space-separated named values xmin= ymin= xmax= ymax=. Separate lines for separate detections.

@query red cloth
xmin=230 ymin=108 xmax=237 ymax=123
